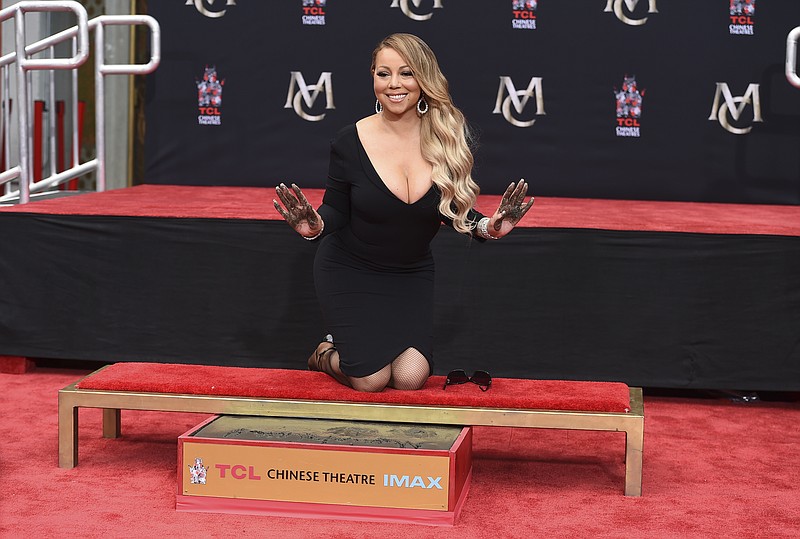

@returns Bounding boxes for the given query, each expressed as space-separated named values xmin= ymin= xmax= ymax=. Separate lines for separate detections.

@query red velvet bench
xmin=58 ymin=363 xmax=644 ymax=496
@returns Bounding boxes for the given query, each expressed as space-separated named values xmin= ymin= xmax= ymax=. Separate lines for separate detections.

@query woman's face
xmin=373 ymin=47 xmax=421 ymax=117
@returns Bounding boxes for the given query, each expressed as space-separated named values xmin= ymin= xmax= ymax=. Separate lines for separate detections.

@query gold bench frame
xmin=58 ymin=374 xmax=644 ymax=496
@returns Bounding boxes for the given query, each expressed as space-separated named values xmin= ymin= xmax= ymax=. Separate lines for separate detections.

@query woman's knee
xmin=390 ymin=348 xmax=431 ymax=390
xmin=349 ymin=366 xmax=391 ymax=392
xmin=394 ymin=376 xmax=427 ymax=390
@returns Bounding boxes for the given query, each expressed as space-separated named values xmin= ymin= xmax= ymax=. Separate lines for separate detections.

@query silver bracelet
xmin=477 ymin=217 xmax=499 ymax=240
xmin=303 ymin=221 xmax=324 ymax=241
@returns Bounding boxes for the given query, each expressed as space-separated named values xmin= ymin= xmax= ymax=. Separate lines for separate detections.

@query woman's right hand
xmin=273 ymin=183 xmax=324 ymax=239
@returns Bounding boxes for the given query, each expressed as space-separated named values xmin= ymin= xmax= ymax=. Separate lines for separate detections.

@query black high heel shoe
xmin=309 ymin=345 xmax=337 ymax=371
xmin=307 ymin=335 xmax=350 ymax=386
xmin=308 ymin=334 xmax=336 ymax=372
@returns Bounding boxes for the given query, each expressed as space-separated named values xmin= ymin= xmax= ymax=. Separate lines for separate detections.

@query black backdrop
xmin=144 ymin=1 xmax=800 ymax=204
xmin=2 ymin=211 xmax=798 ymax=390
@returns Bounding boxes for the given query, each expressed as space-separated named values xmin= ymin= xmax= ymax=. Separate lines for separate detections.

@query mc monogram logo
xmin=603 ymin=0 xmax=658 ymax=26
xmin=708 ymin=83 xmax=763 ymax=135
xmin=493 ymin=76 xmax=545 ymax=128
xmin=390 ymin=0 xmax=443 ymax=22
xmin=284 ymin=72 xmax=335 ymax=122
xmin=186 ymin=0 xmax=237 ymax=19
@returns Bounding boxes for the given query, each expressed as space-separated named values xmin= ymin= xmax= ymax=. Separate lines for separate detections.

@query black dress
xmin=313 ymin=124 xmax=484 ymax=377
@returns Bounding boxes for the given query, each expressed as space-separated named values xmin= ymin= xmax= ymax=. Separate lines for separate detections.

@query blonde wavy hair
xmin=371 ymin=33 xmax=480 ymax=234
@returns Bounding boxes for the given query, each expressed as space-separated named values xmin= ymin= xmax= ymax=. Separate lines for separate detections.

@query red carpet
xmin=75 ymin=362 xmax=631 ymax=413
xmin=3 ymin=369 xmax=799 ymax=538
xmin=2 ymin=184 xmax=799 ymax=236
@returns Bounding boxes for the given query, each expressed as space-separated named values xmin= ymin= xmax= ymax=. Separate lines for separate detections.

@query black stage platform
xmin=1 ymin=186 xmax=798 ymax=390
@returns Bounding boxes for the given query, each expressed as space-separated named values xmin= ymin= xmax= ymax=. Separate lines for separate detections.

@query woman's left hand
xmin=487 ymin=179 xmax=535 ymax=238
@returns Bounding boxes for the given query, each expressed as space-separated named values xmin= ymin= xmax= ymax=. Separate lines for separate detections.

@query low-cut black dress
xmin=313 ymin=124 xmax=484 ymax=377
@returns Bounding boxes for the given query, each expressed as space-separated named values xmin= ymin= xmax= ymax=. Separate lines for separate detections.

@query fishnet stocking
xmin=349 ymin=365 xmax=392 ymax=393
xmin=389 ymin=348 xmax=430 ymax=390
xmin=312 ymin=343 xmax=430 ymax=392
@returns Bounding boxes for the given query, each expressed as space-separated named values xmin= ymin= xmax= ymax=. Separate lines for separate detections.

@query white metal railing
xmin=0 ymin=0 xmax=88 ymax=204
xmin=788 ymin=26 xmax=800 ymax=90
xmin=0 ymin=1 xmax=160 ymax=204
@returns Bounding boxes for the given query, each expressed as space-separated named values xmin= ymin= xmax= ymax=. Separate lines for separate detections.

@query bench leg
xmin=58 ymin=395 xmax=78 ymax=469
xmin=103 ymin=409 xmax=121 ymax=438
xmin=624 ymin=420 xmax=644 ymax=496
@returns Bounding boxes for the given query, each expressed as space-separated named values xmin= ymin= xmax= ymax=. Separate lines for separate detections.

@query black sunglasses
xmin=442 ymin=369 xmax=492 ymax=391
